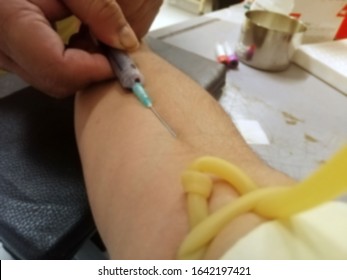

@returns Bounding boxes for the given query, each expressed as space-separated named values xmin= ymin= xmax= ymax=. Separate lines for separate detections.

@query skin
xmin=75 ymin=45 xmax=295 ymax=259
xmin=0 ymin=0 xmax=163 ymax=97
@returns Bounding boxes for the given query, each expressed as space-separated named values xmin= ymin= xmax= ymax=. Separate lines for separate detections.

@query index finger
xmin=4 ymin=12 xmax=112 ymax=96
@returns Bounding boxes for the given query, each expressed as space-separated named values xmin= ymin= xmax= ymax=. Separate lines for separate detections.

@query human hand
xmin=0 ymin=0 xmax=162 ymax=97
xmin=116 ymin=0 xmax=163 ymax=40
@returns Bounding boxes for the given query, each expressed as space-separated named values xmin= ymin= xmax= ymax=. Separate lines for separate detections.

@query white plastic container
xmin=250 ymin=0 xmax=294 ymax=15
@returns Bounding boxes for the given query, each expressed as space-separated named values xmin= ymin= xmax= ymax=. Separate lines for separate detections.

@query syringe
xmin=104 ymin=46 xmax=176 ymax=138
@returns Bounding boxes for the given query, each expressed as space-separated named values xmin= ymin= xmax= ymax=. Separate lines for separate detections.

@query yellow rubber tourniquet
xmin=56 ymin=16 xmax=80 ymax=44
xmin=177 ymin=145 xmax=347 ymax=260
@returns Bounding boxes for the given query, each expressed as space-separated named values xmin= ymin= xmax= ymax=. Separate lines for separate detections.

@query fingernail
xmin=118 ymin=25 xmax=139 ymax=50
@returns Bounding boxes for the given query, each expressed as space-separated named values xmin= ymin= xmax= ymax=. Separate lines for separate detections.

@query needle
xmin=104 ymin=46 xmax=177 ymax=138
xmin=149 ymin=107 xmax=177 ymax=137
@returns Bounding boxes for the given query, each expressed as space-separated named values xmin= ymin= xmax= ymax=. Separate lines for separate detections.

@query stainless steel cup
xmin=236 ymin=10 xmax=307 ymax=71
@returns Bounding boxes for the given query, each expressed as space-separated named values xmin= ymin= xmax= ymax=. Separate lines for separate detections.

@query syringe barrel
xmin=106 ymin=48 xmax=144 ymax=89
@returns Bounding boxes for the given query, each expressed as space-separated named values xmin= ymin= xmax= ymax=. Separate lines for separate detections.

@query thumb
xmin=62 ymin=0 xmax=139 ymax=50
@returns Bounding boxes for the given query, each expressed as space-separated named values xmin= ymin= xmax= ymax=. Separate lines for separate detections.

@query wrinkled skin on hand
xmin=0 ymin=0 xmax=162 ymax=97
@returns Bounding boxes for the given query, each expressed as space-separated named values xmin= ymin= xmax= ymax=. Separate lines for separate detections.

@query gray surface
xmin=150 ymin=16 xmax=347 ymax=181
xmin=0 ymin=242 xmax=14 ymax=260
xmin=0 ymin=73 xmax=28 ymax=98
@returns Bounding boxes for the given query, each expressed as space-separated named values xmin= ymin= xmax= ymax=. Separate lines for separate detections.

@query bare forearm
xmin=75 ymin=46 xmax=294 ymax=259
